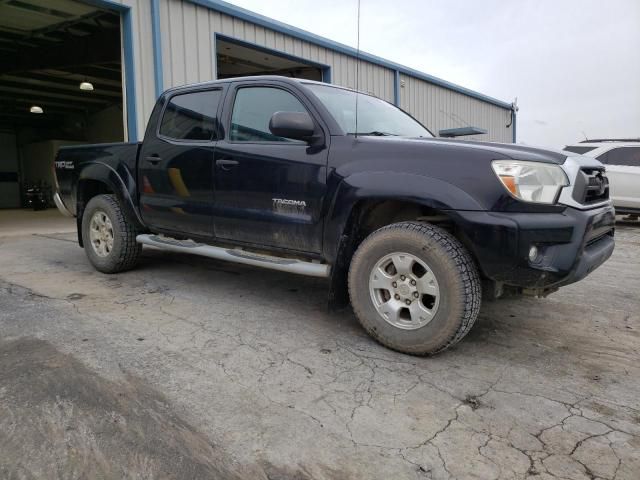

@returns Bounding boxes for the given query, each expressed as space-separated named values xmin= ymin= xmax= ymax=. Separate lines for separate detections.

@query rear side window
xmin=159 ymin=89 xmax=221 ymax=141
xmin=600 ymin=147 xmax=640 ymax=166
xmin=230 ymin=87 xmax=308 ymax=142
xmin=564 ymin=145 xmax=597 ymax=155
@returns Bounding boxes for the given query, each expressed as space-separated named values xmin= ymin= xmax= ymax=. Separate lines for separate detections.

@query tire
xmin=81 ymin=194 xmax=142 ymax=273
xmin=348 ymin=221 xmax=481 ymax=355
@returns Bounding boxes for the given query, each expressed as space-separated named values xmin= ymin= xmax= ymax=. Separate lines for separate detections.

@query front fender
xmin=323 ymin=171 xmax=485 ymax=261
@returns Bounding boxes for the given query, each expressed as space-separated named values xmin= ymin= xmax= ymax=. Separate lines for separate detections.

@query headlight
xmin=491 ymin=160 xmax=569 ymax=204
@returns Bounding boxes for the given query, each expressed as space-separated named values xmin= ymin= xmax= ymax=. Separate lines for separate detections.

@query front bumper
xmin=451 ymin=203 xmax=615 ymax=289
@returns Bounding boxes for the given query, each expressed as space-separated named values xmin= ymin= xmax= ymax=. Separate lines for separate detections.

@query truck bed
xmin=55 ymin=142 xmax=141 ymax=217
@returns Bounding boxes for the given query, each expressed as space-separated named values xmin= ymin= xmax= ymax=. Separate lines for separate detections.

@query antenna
xmin=582 ymin=131 xmax=588 ymax=141
xmin=354 ymin=0 xmax=361 ymax=138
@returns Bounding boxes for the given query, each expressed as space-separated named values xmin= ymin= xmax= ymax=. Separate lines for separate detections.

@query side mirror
xmin=269 ymin=111 xmax=315 ymax=141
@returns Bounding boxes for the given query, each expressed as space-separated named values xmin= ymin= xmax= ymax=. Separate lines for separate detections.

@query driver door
xmin=213 ymin=82 xmax=328 ymax=253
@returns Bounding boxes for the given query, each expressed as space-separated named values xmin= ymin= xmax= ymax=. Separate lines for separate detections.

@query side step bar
xmin=136 ymin=234 xmax=330 ymax=278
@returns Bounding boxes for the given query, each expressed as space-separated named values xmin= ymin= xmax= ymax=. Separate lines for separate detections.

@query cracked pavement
xmin=0 ymin=218 xmax=638 ymax=479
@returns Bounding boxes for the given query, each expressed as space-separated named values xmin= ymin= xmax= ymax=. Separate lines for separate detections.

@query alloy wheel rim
xmin=369 ymin=252 xmax=440 ymax=330
xmin=89 ymin=210 xmax=114 ymax=258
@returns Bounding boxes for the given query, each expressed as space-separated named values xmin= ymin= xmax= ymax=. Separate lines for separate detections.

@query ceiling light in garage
xmin=29 ymin=106 xmax=44 ymax=114
xmin=79 ymin=81 xmax=94 ymax=91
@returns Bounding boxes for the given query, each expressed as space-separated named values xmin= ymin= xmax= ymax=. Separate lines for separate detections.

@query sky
xmin=226 ymin=0 xmax=640 ymax=148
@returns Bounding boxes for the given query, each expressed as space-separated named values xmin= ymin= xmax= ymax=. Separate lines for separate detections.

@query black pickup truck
xmin=54 ymin=76 xmax=615 ymax=355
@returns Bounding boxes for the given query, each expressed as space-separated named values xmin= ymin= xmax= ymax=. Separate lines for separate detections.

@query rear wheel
xmin=82 ymin=194 xmax=142 ymax=273
xmin=348 ymin=221 xmax=481 ymax=355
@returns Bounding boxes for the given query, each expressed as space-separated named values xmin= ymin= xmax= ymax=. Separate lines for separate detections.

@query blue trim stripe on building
xmin=393 ymin=70 xmax=400 ymax=106
xmin=121 ymin=9 xmax=138 ymax=141
xmin=151 ymin=0 xmax=164 ymax=98
xmin=186 ymin=0 xmax=513 ymax=110
xmin=322 ymin=67 xmax=331 ymax=84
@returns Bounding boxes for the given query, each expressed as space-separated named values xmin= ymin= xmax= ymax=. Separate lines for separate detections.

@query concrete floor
xmin=0 ymin=216 xmax=638 ymax=479
xmin=0 ymin=208 xmax=75 ymax=237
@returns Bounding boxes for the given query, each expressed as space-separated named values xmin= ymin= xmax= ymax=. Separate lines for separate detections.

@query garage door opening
xmin=0 ymin=0 xmax=124 ymax=209
xmin=215 ymin=35 xmax=327 ymax=82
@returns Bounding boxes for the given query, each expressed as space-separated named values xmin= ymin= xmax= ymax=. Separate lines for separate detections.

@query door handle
xmin=216 ymin=159 xmax=239 ymax=171
xmin=145 ymin=155 xmax=161 ymax=165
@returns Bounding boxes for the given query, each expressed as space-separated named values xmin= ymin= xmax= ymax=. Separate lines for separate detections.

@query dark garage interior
xmin=0 ymin=0 xmax=124 ymax=209
xmin=216 ymin=36 xmax=324 ymax=82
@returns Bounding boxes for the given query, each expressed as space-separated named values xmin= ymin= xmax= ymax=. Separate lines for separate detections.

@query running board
xmin=136 ymin=234 xmax=330 ymax=278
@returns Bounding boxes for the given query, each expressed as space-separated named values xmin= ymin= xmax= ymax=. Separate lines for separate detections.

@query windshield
xmin=305 ymin=83 xmax=433 ymax=137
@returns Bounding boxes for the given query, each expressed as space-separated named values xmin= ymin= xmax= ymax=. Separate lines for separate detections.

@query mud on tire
xmin=348 ymin=221 xmax=481 ymax=355
xmin=81 ymin=194 xmax=142 ymax=274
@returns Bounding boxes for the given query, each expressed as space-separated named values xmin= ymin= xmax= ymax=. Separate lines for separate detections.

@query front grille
xmin=572 ymin=168 xmax=609 ymax=205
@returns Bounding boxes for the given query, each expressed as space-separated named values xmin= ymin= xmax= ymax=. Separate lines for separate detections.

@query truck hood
xmin=332 ymin=135 xmax=585 ymax=212
xmin=385 ymin=136 xmax=569 ymax=164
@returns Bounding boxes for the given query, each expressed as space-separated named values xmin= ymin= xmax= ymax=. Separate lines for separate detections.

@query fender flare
xmin=76 ymin=162 xmax=145 ymax=242
xmin=324 ymin=171 xmax=484 ymax=261
xmin=324 ymin=171 xmax=485 ymax=310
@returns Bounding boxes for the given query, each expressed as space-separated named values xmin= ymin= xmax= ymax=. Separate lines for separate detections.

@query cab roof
xmin=163 ymin=75 xmax=366 ymax=96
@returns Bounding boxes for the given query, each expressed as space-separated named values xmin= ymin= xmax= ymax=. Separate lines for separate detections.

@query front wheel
xmin=81 ymin=194 xmax=142 ymax=273
xmin=348 ymin=221 xmax=481 ymax=355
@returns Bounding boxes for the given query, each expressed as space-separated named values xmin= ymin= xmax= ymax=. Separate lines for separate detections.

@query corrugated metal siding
xmin=400 ymin=74 xmax=512 ymax=143
xmin=158 ymin=0 xmax=395 ymax=103
xmin=128 ymin=0 xmax=511 ymax=143
xmin=113 ymin=0 xmax=156 ymax=138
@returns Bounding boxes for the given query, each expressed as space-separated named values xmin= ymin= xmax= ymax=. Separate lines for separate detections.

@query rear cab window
xmin=159 ymin=89 xmax=222 ymax=141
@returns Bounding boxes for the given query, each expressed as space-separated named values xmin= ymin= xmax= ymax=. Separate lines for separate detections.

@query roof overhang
xmin=439 ymin=127 xmax=489 ymax=137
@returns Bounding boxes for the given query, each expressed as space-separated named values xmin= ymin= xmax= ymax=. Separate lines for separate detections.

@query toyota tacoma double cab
xmin=53 ymin=76 xmax=615 ymax=355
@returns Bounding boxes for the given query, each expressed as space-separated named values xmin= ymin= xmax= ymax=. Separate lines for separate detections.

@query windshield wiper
xmin=353 ymin=131 xmax=398 ymax=136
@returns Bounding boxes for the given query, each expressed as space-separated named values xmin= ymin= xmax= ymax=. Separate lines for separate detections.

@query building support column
xmin=393 ymin=69 xmax=400 ymax=106
xmin=151 ymin=0 xmax=164 ymax=98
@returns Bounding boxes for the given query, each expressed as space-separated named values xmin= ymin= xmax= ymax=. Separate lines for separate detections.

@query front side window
xmin=159 ymin=89 xmax=221 ymax=141
xmin=603 ymin=147 xmax=640 ymax=167
xmin=305 ymin=83 xmax=433 ymax=137
xmin=230 ymin=87 xmax=308 ymax=142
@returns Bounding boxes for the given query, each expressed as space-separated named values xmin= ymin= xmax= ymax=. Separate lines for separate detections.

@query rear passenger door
xmin=598 ymin=147 xmax=640 ymax=210
xmin=139 ymin=87 xmax=223 ymax=237
xmin=213 ymin=82 xmax=328 ymax=253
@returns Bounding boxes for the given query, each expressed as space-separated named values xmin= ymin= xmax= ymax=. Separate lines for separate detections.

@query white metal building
xmin=0 ymin=0 xmax=516 ymax=208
